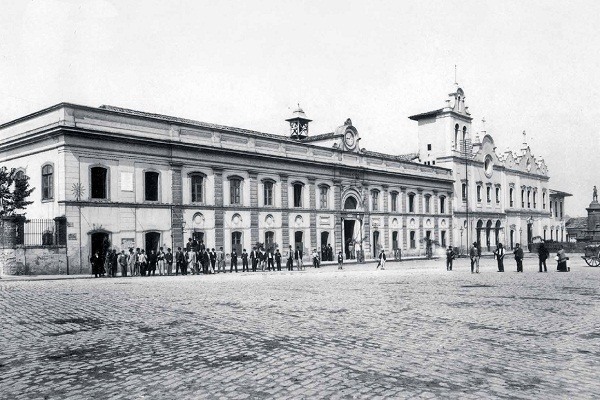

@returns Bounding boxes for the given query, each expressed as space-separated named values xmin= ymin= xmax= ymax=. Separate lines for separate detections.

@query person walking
xmin=514 ymin=243 xmax=524 ymax=272
xmin=537 ymin=241 xmax=549 ymax=272
xmin=469 ymin=242 xmax=480 ymax=274
xmin=337 ymin=251 xmax=344 ymax=270
xmin=556 ymin=247 xmax=569 ymax=272
xmin=445 ymin=245 xmax=455 ymax=271
xmin=493 ymin=243 xmax=505 ymax=272
xmin=376 ymin=249 xmax=386 ymax=270
xmin=312 ymin=249 xmax=320 ymax=268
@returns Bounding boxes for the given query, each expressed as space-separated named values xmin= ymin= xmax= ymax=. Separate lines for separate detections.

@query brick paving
xmin=1 ymin=256 xmax=599 ymax=399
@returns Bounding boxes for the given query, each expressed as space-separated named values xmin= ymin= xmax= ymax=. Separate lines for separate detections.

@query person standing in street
xmin=376 ymin=249 xmax=386 ymax=270
xmin=175 ymin=247 xmax=184 ymax=276
xmin=217 ymin=247 xmax=225 ymax=273
xmin=537 ymin=241 xmax=549 ymax=272
xmin=165 ymin=248 xmax=173 ymax=276
xmin=230 ymin=249 xmax=238 ymax=273
xmin=446 ymin=246 xmax=455 ymax=271
xmin=267 ymin=248 xmax=275 ymax=271
xmin=275 ymin=249 xmax=282 ymax=271
xmin=250 ymin=247 xmax=258 ymax=272
xmin=242 ymin=249 xmax=249 ymax=272
xmin=287 ymin=246 xmax=294 ymax=271
xmin=118 ymin=249 xmax=128 ymax=277
xmin=91 ymin=251 xmax=102 ymax=278
xmin=493 ymin=243 xmax=505 ymax=272
xmin=157 ymin=247 xmax=165 ymax=276
xmin=469 ymin=242 xmax=480 ymax=274
xmin=294 ymin=246 xmax=303 ymax=270
xmin=337 ymin=251 xmax=344 ymax=270
xmin=556 ymin=246 xmax=569 ymax=272
xmin=514 ymin=243 xmax=524 ymax=272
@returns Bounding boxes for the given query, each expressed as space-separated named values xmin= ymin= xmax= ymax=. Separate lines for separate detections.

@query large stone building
xmin=410 ymin=83 xmax=569 ymax=252
xmin=0 ymin=102 xmax=454 ymax=273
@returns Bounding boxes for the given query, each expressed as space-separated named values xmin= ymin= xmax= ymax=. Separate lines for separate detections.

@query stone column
xmin=249 ymin=170 xmax=259 ymax=245
xmin=401 ymin=187 xmax=407 ymax=249
xmin=213 ymin=167 xmax=224 ymax=247
xmin=308 ymin=177 xmax=317 ymax=252
xmin=382 ymin=185 xmax=389 ymax=250
xmin=280 ymin=174 xmax=289 ymax=249
xmin=170 ymin=162 xmax=184 ymax=249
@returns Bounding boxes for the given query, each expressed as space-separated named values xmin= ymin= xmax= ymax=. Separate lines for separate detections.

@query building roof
xmin=566 ymin=217 xmax=587 ymax=230
xmin=549 ymin=189 xmax=573 ymax=197
xmin=408 ymin=109 xmax=444 ymax=121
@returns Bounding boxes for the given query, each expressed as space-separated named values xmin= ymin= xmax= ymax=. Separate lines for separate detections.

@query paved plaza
xmin=1 ymin=255 xmax=599 ymax=399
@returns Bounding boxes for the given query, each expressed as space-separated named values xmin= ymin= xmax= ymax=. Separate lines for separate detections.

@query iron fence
xmin=19 ymin=218 xmax=67 ymax=247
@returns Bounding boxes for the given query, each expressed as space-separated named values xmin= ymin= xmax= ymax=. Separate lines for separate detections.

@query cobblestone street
xmin=1 ymin=256 xmax=599 ymax=399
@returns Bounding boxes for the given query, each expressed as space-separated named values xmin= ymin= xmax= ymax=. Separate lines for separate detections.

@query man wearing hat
xmin=377 ymin=249 xmax=386 ymax=270
xmin=446 ymin=245 xmax=455 ymax=271
xmin=514 ymin=243 xmax=524 ymax=272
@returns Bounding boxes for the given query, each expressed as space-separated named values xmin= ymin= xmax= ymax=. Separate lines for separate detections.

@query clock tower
xmin=286 ymin=105 xmax=312 ymax=140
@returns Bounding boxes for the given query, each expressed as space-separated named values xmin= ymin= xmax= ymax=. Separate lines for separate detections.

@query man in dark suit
xmin=242 ymin=249 xmax=249 ymax=272
xmin=275 ymin=249 xmax=282 ymax=271
xmin=230 ymin=249 xmax=238 ymax=273
xmin=250 ymin=247 xmax=258 ymax=272
xmin=267 ymin=248 xmax=275 ymax=271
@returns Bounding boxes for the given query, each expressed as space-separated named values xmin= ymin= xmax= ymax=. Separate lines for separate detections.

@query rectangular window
xmin=441 ymin=231 xmax=446 ymax=247
xmin=527 ymin=191 xmax=531 ymax=208
xmin=91 ymin=167 xmax=108 ymax=199
xmin=145 ymin=171 xmax=159 ymax=201
xmin=425 ymin=196 xmax=431 ymax=213
xmin=319 ymin=186 xmax=328 ymax=209
xmin=371 ymin=191 xmax=379 ymax=211
xmin=293 ymin=184 xmax=303 ymax=207
xmin=191 ymin=175 xmax=203 ymax=203
xmin=495 ymin=187 xmax=500 ymax=203
xmin=391 ymin=192 xmax=398 ymax=212
xmin=440 ymin=196 xmax=446 ymax=214
xmin=408 ymin=194 xmax=415 ymax=213
xmin=560 ymin=202 xmax=563 ymax=218
xmin=427 ymin=144 xmax=432 ymax=151
xmin=462 ymin=184 xmax=467 ymax=202
xmin=410 ymin=231 xmax=416 ymax=249
xmin=230 ymin=179 xmax=241 ymax=204
xmin=543 ymin=193 xmax=546 ymax=209
xmin=521 ymin=190 xmax=525 ymax=208
xmin=486 ymin=187 xmax=491 ymax=203
xmin=477 ymin=186 xmax=482 ymax=202
xmin=263 ymin=181 xmax=273 ymax=206
xmin=510 ymin=188 xmax=514 ymax=207
xmin=533 ymin=193 xmax=537 ymax=209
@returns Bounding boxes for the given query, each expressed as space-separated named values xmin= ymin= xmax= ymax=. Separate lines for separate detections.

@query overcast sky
xmin=0 ymin=0 xmax=597 ymax=215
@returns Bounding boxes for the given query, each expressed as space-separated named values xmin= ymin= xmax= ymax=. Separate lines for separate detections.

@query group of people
xmin=89 ymin=238 xmax=335 ymax=278
xmin=444 ymin=241 xmax=570 ymax=273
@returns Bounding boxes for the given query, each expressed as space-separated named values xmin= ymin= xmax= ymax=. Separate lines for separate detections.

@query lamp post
xmin=459 ymin=226 xmax=464 ymax=255
xmin=519 ymin=228 xmax=523 ymax=245
xmin=181 ymin=221 xmax=186 ymax=249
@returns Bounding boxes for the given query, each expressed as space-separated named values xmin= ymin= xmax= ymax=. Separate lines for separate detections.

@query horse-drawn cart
xmin=582 ymin=245 xmax=600 ymax=267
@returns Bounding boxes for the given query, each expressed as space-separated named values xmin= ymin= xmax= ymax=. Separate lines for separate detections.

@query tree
xmin=0 ymin=167 xmax=34 ymax=217
xmin=419 ymin=237 xmax=441 ymax=259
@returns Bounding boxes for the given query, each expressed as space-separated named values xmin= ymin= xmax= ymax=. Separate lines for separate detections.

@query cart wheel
xmin=591 ymin=257 xmax=600 ymax=267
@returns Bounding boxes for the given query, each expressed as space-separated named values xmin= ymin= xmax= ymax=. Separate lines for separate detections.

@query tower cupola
xmin=286 ymin=105 xmax=312 ymax=140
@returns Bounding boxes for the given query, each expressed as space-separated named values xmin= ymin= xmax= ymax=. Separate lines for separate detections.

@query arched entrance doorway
xmin=510 ymin=230 xmax=514 ymax=249
xmin=320 ymin=231 xmax=329 ymax=260
xmin=232 ymin=231 xmax=242 ymax=255
xmin=495 ymin=220 xmax=502 ymax=246
xmin=294 ymin=231 xmax=303 ymax=253
xmin=476 ymin=220 xmax=483 ymax=247
xmin=485 ymin=220 xmax=493 ymax=251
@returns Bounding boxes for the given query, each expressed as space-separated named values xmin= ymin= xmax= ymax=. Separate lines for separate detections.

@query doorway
xmin=510 ymin=230 xmax=514 ymax=249
xmin=373 ymin=231 xmax=380 ymax=258
xmin=193 ymin=231 xmax=205 ymax=247
xmin=343 ymin=220 xmax=355 ymax=259
xmin=294 ymin=231 xmax=303 ymax=254
xmin=145 ymin=232 xmax=160 ymax=255
xmin=486 ymin=220 xmax=492 ymax=251
xmin=320 ymin=231 xmax=329 ymax=260
xmin=527 ymin=223 xmax=533 ymax=251
xmin=91 ymin=232 xmax=110 ymax=263
xmin=232 ymin=231 xmax=242 ymax=255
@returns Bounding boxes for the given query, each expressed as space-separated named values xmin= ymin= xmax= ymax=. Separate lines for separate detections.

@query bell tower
xmin=286 ymin=105 xmax=312 ymax=140
xmin=409 ymin=82 xmax=473 ymax=165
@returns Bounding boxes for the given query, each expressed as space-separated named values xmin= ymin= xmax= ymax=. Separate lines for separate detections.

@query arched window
xmin=439 ymin=196 xmax=446 ymax=214
xmin=41 ymin=164 xmax=54 ymax=200
xmin=263 ymin=179 xmax=274 ymax=206
xmin=344 ymin=196 xmax=357 ymax=210
xmin=543 ymin=192 xmax=547 ymax=209
xmin=521 ymin=190 xmax=525 ymax=208
xmin=292 ymin=182 xmax=304 ymax=208
xmin=390 ymin=191 xmax=398 ymax=212
xmin=408 ymin=193 xmax=416 ymax=213
xmin=424 ymin=195 xmax=431 ymax=213
xmin=454 ymin=124 xmax=459 ymax=150
xmin=145 ymin=171 xmax=159 ymax=201
xmin=91 ymin=166 xmax=108 ymax=199
xmin=229 ymin=176 xmax=243 ymax=205
xmin=495 ymin=187 xmax=500 ymax=203
xmin=509 ymin=188 xmax=514 ymax=207
xmin=462 ymin=126 xmax=467 ymax=143
xmin=190 ymin=173 xmax=205 ymax=203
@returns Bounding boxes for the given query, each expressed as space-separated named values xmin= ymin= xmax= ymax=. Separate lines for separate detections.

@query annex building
xmin=410 ymin=83 xmax=570 ymax=252
xmin=0 ymin=102 xmax=454 ymax=273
